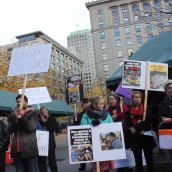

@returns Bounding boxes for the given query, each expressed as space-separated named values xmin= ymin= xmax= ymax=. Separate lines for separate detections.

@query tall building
xmin=86 ymin=0 xmax=172 ymax=78
xmin=67 ymin=29 xmax=97 ymax=91
xmin=1 ymin=31 xmax=84 ymax=99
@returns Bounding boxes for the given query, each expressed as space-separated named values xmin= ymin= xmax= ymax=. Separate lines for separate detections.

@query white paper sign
xmin=18 ymin=87 xmax=51 ymax=105
xmin=36 ymin=131 xmax=49 ymax=156
xmin=114 ymin=149 xmax=146 ymax=168
xmin=8 ymin=43 xmax=52 ymax=76
xmin=159 ymin=135 xmax=172 ymax=149
xmin=68 ymin=123 xmax=126 ymax=164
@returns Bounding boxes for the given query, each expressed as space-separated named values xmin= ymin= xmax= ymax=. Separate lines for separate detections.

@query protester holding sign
xmin=124 ymin=91 xmax=156 ymax=172
xmin=6 ymin=95 xmax=39 ymax=172
xmin=81 ymin=95 xmax=114 ymax=172
xmin=159 ymin=80 xmax=172 ymax=171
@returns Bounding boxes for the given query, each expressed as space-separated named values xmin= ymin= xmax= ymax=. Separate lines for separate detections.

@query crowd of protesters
xmin=1 ymin=79 xmax=172 ymax=172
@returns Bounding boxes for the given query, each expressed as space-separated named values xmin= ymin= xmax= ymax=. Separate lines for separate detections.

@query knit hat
xmin=163 ymin=80 xmax=172 ymax=94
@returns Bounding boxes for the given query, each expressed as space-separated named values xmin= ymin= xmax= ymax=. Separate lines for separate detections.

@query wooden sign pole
xmin=96 ymin=162 xmax=100 ymax=172
xmin=143 ymin=61 xmax=149 ymax=121
xmin=74 ymin=104 xmax=77 ymax=121
xmin=37 ymin=104 xmax=40 ymax=110
xmin=18 ymin=74 xmax=28 ymax=118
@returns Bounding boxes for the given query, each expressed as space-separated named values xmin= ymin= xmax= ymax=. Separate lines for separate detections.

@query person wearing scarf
xmin=81 ymin=95 xmax=114 ymax=172
xmin=106 ymin=92 xmax=128 ymax=122
xmin=124 ymin=91 xmax=156 ymax=172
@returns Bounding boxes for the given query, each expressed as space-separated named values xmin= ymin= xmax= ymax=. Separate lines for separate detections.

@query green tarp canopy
xmin=0 ymin=90 xmax=74 ymax=115
xmin=106 ymin=29 xmax=172 ymax=87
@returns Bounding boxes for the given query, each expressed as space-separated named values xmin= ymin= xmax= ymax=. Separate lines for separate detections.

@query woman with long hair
xmin=124 ymin=91 xmax=156 ymax=172
xmin=81 ymin=95 xmax=114 ymax=172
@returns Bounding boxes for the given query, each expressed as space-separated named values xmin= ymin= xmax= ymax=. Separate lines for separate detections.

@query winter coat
xmin=0 ymin=120 xmax=9 ymax=151
xmin=7 ymin=110 xmax=39 ymax=158
xmin=158 ymin=96 xmax=172 ymax=129
xmin=124 ymin=107 xmax=156 ymax=151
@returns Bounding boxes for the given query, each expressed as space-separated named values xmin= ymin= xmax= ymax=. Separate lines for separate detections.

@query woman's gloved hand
xmin=92 ymin=119 xmax=101 ymax=126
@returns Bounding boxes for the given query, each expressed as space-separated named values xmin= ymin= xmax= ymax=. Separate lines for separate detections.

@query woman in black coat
xmin=124 ymin=91 xmax=156 ymax=172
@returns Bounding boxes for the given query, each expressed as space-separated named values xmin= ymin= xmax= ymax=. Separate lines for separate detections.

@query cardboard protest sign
xmin=114 ymin=149 xmax=146 ymax=168
xmin=68 ymin=123 xmax=126 ymax=164
xmin=8 ymin=43 xmax=52 ymax=76
xmin=36 ymin=131 xmax=49 ymax=156
xmin=148 ymin=62 xmax=168 ymax=91
xmin=18 ymin=87 xmax=51 ymax=105
xmin=66 ymin=74 xmax=84 ymax=104
xmin=122 ymin=60 xmax=168 ymax=92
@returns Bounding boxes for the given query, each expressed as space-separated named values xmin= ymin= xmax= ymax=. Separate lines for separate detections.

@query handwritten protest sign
xmin=36 ymin=131 xmax=49 ymax=156
xmin=8 ymin=44 xmax=52 ymax=76
xmin=18 ymin=87 xmax=51 ymax=105
xmin=68 ymin=123 xmax=126 ymax=164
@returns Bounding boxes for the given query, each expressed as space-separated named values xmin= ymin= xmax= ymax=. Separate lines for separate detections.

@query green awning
xmin=106 ymin=29 xmax=172 ymax=87
xmin=0 ymin=90 xmax=74 ymax=115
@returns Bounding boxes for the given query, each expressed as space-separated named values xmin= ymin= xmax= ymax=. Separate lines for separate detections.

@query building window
xmin=167 ymin=9 xmax=171 ymax=16
xmin=137 ymin=36 xmax=142 ymax=43
xmin=122 ymin=6 xmax=127 ymax=13
xmin=158 ymin=21 xmax=163 ymax=28
xmin=102 ymin=53 xmax=108 ymax=60
xmin=62 ymin=68 xmax=65 ymax=73
xmin=116 ymin=39 xmax=121 ymax=46
xmin=114 ymin=19 xmax=118 ymax=26
xmin=145 ymin=13 xmax=150 ymax=20
xmin=56 ymin=50 xmax=59 ymax=56
xmin=70 ymin=65 xmax=72 ymax=69
xmin=126 ymin=37 xmax=131 ymax=45
xmin=73 ymin=61 xmax=76 ymax=65
xmin=156 ymin=12 xmax=161 ymax=17
xmin=128 ymin=49 xmax=133 ymax=56
xmin=134 ymin=15 xmax=139 ymax=22
xmin=69 ymin=58 xmax=72 ymax=63
xmin=146 ymin=23 xmax=151 ymax=30
xmin=143 ymin=2 xmax=149 ymax=9
xmin=112 ymin=8 xmax=117 ymax=15
xmin=61 ymin=60 xmax=64 ymax=66
xmin=125 ymin=27 xmax=130 ymax=34
xmin=56 ymin=58 xmax=59 ymax=63
xmin=51 ymin=55 xmax=54 ymax=61
xmin=169 ymin=19 xmax=172 ymax=26
xmin=154 ymin=0 xmax=159 ymax=7
xmin=74 ymin=67 xmax=76 ymax=72
xmin=100 ymin=32 xmax=105 ymax=38
xmin=159 ymin=32 xmax=164 ymax=34
xmin=119 ymin=62 xmax=124 ymax=67
xmin=51 ymin=63 xmax=55 ymax=69
xmin=104 ymin=64 xmax=109 ymax=71
xmin=106 ymin=75 xmax=110 ymax=79
xmin=132 ymin=4 xmax=138 ymax=11
xmin=118 ymin=51 xmax=123 ymax=57
xmin=124 ymin=17 xmax=129 ymax=24
xmin=61 ymin=53 xmax=64 ymax=58
xmin=115 ymin=29 xmax=120 ymax=36
xmin=51 ymin=47 xmax=54 ymax=53
xmin=99 ymin=21 xmax=104 ymax=28
xmin=135 ymin=25 xmax=141 ymax=32
xmin=101 ymin=42 xmax=106 ymax=49
xmin=98 ymin=10 xmax=103 ymax=17
xmin=57 ymin=66 xmax=60 ymax=71
xmin=148 ymin=34 xmax=153 ymax=40
xmin=166 ymin=0 xmax=170 ymax=5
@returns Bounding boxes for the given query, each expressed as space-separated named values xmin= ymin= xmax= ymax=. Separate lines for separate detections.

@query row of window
xmin=98 ymin=0 xmax=170 ymax=17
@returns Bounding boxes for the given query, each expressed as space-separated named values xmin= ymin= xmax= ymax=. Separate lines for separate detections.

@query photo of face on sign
xmin=69 ymin=92 xmax=80 ymax=104
xmin=100 ymin=131 xmax=123 ymax=151
xmin=66 ymin=75 xmax=82 ymax=89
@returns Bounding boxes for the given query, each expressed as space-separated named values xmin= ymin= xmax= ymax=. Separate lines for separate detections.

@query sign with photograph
xmin=68 ymin=123 xmax=126 ymax=164
xmin=66 ymin=74 xmax=84 ymax=104
xmin=122 ymin=60 xmax=168 ymax=92
xmin=36 ymin=131 xmax=49 ymax=156
xmin=8 ymin=43 xmax=52 ymax=76
xmin=18 ymin=87 xmax=51 ymax=105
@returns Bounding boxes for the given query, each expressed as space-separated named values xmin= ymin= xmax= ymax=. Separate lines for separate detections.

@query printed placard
xmin=8 ymin=44 xmax=52 ymax=76
xmin=68 ymin=123 xmax=126 ymax=164
xmin=18 ymin=87 xmax=51 ymax=105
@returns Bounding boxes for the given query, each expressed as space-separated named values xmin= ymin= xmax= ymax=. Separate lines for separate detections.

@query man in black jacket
xmin=7 ymin=94 xmax=39 ymax=172
xmin=0 ymin=119 xmax=9 ymax=172
xmin=38 ymin=107 xmax=58 ymax=172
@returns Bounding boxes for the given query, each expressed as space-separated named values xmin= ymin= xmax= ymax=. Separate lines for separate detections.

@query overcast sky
xmin=0 ymin=0 xmax=90 ymax=47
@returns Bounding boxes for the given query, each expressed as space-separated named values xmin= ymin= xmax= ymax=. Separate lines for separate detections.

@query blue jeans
xmin=14 ymin=152 xmax=38 ymax=172
xmin=166 ymin=150 xmax=172 ymax=170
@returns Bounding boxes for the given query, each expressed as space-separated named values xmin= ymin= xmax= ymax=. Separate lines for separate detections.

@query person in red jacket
xmin=107 ymin=92 xmax=128 ymax=122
